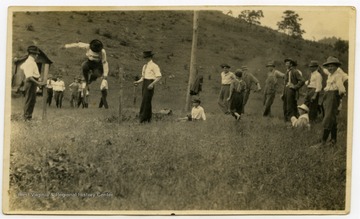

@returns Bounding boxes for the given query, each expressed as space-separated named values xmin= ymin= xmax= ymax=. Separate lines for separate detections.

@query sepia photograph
xmin=1 ymin=1 xmax=358 ymax=217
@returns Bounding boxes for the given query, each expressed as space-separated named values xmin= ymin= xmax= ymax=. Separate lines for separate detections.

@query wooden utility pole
xmin=184 ymin=11 xmax=199 ymax=112
xmin=118 ymin=66 xmax=124 ymax=123
xmin=42 ymin=64 xmax=50 ymax=120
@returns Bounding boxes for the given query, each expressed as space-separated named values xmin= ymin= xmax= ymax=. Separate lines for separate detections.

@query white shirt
xmin=221 ymin=71 xmax=235 ymax=85
xmin=20 ymin=56 xmax=40 ymax=79
xmin=323 ymin=68 xmax=347 ymax=94
xmin=53 ymin=80 xmax=65 ymax=92
xmin=191 ymin=106 xmax=206 ymax=120
xmin=142 ymin=60 xmax=161 ymax=80
xmin=100 ymin=79 xmax=108 ymax=90
xmin=46 ymin=79 xmax=55 ymax=89
xmin=307 ymin=70 xmax=322 ymax=92
xmin=65 ymin=42 xmax=109 ymax=77
xmin=291 ymin=114 xmax=310 ymax=128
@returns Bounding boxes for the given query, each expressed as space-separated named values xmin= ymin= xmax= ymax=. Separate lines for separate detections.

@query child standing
xmin=99 ymin=76 xmax=109 ymax=109
xmin=69 ymin=77 xmax=80 ymax=108
xmin=78 ymin=77 xmax=88 ymax=108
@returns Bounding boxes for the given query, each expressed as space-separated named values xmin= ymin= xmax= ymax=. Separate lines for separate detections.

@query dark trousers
xmin=47 ymin=88 xmax=53 ymax=106
xmin=139 ymin=79 xmax=154 ymax=123
xmin=218 ymin=85 xmax=230 ymax=113
xmin=99 ymin=89 xmax=109 ymax=109
xmin=242 ymin=89 xmax=251 ymax=113
xmin=322 ymin=91 xmax=341 ymax=143
xmin=263 ymin=92 xmax=275 ymax=116
xmin=304 ymin=87 xmax=319 ymax=122
xmin=54 ymin=91 xmax=64 ymax=108
xmin=23 ymin=80 xmax=37 ymax=120
xmin=230 ymin=91 xmax=244 ymax=116
xmin=283 ymin=87 xmax=298 ymax=122
xmin=82 ymin=60 xmax=103 ymax=84
xmin=70 ymin=92 xmax=79 ymax=108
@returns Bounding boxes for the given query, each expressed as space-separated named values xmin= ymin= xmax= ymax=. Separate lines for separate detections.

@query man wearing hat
xmin=282 ymin=58 xmax=305 ymax=122
xmin=290 ymin=104 xmax=310 ymax=129
xmin=64 ymin=39 xmax=109 ymax=86
xmin=304 ymin=60 xmax=323 ymax=122
xmin=320 ymin=56 xmax=347 ymax=146
xmin=134 ymin=51 xmax=162 ymax=123
xmin=263 ymin=61 xmax=285 ymax=117
xmin=21 ymin=45 xmax=45 ymax=121
xmin=218 ymin=63 xmax=235 ymax=114
xmin=46 ymin=74 xmax=55 ymax=106
xmin=241 ymin=65 xmax=261 ymax=114
xmin=52 ymin=74 xmax=66 ymax=108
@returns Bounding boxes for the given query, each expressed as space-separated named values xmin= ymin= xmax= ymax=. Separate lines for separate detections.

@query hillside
xmin=11 ymin=10 xmax=346 ymax=113
xmin=7 ymin=9 xmax=349 ymax=212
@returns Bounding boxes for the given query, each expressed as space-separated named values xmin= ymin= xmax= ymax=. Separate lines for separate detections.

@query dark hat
xmin=308 ymin=60 xmax=319 ymax=67
xmin=57 ymin=74 xmax=63 ymax=78
xmin=27 ymin=45 xmax=40 ymax=55
xmin=323 ymin=56 xmax=341 ymax=67
xmin=266 ymin=61 xmax=275 ymax=67
xmin=284 ymin=58 xmax=297 ymax=66
xmin=220 ymin=63 xmax=231 ymax=68
xmin=235 ymin=69 xmax=243 ymax=77
xmin=192 ymin=98 xmax=201 ymax=104
xmin=143 ymin=51 xmax=154 ymax=58
xmin=89 ymin=39 xmax=103 ymax=53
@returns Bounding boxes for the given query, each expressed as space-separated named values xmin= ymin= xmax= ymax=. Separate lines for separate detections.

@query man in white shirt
xmin=218 ymin=63 xmax=235 ymax=114
xmin=134 ymin=51 xmax=162 ymax=123
xmin=64 ymin=39 xmax=109 ymax=86
xmin=52 ymin=75 xmax=66 ymax=108
xmin=21 ymin=45 xmax=45 ymax=121
xmin=304 ymin=60 xmax=322 ymax=122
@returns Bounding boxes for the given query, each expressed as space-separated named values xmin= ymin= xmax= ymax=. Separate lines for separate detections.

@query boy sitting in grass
xmin=290 ymin=104 xmax=310 ymax=129
xmin=178 ymin=98 xmax=206 ymax=121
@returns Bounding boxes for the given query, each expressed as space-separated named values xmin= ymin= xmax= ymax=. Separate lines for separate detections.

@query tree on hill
xmin=333 ymin=39 xmax=349 ymax=54
xmin=238 ymin=10 xmax=264 ymax=26
xmin=277 ymin=10 xmax=305 ymax=39
xmin=318 ymin=36 xmax=339 ymax=45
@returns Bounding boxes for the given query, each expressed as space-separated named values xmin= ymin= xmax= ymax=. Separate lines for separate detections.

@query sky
xmin=223 ymin=6 xmax=353 ymax=41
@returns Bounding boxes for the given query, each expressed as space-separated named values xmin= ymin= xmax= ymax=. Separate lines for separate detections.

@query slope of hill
xmin=11 ymin=10 xmax=344 ymax=111
xmin=7 ymin=9 xmax=349 ymax=212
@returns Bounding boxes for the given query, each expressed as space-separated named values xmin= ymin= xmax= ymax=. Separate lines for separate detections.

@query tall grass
xmin=8 ymin=95 xmax=347 ymax=211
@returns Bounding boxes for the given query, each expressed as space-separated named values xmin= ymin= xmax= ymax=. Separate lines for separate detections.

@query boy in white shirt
xmin=178 ymin=99 xmax=206 ymax=121
xmin=52 ymin=74 xmax=66 ymax=108
xmin=290 ymin=104 xmax=310 ymax=129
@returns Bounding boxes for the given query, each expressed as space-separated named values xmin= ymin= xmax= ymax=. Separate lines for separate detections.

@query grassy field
xmin=6 ymin=9 xmax=349 ymax=212
xmin=8 ymin=86 xmax=348 ymax=211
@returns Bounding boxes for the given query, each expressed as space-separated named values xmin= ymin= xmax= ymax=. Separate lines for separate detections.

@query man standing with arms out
xmin=282 ymin=58 xmax=305 ymax=122
xmin=218 ymin=63 xmax=235 ymax=114
xmin=21 ymin=46 xmax=44 ymax=121
xmin=64 ymin=39 xmax=109 ymax=87
xmin=241 ymin=65 xmax=261 ymax=114
xmin=304 ymin=60 xmax=322 ymax=122
xmin=263 ymin=61 xmax=285 ymax=117
xmin=134 ymin=51 xmax=162 ymax=123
